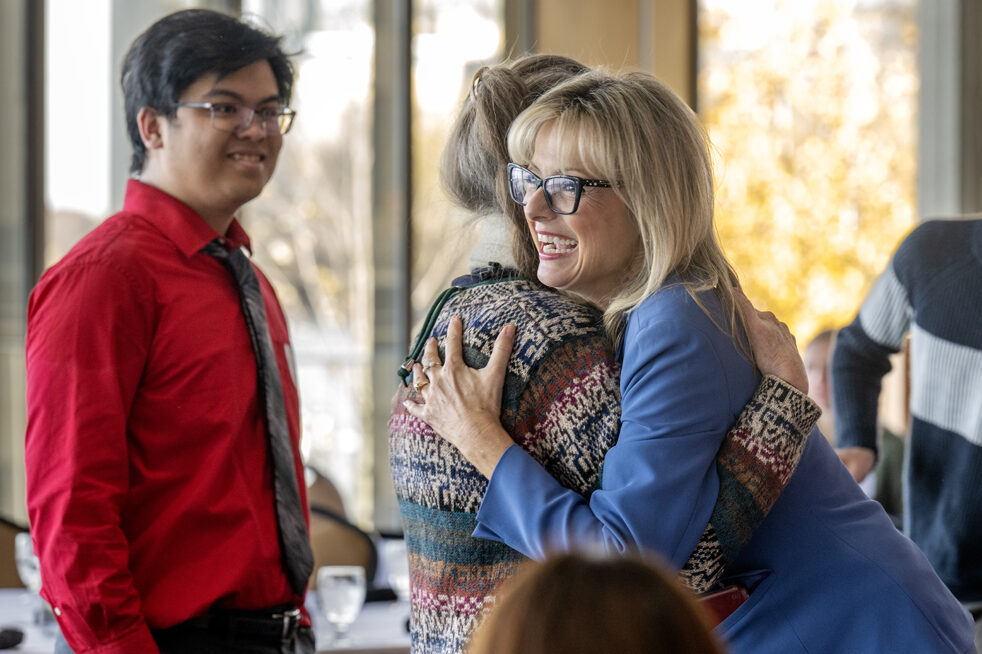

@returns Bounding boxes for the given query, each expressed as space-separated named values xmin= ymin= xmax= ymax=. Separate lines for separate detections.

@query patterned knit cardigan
xmin=388 ymin=273 xmax=818 ymax=654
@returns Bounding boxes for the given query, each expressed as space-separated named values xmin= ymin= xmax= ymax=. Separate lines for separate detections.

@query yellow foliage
xmin=699 ymin=0 xmax=917 ymax=343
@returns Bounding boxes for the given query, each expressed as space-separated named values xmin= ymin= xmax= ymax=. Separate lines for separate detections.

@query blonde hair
xmin=467 ymin=551 xmax=725 ymax=654
xmin=507 ymin=70 xmax=744 ymax=349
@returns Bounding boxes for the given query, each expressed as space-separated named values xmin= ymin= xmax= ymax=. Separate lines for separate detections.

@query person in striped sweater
xmin=388 ymin=55 xmax=818 ymax=654
xmin=832 ymin=217 xmax=982 ymax=638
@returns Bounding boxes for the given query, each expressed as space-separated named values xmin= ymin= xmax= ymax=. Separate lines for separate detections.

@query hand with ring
xmin=733 ymin=288 xmax=808 ymax=393
xmin=402 ymin=316 xmax=516 ymax=478
xmin=410 ymin=358 xmax=441 ymax=393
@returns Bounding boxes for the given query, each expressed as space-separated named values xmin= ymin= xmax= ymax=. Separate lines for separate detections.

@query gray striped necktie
xmin=203 ymin=239 xmax=314 ymax=595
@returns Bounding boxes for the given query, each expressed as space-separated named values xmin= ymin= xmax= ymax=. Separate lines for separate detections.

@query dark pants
xmin=55 ymin=624 xmax=316 ymax=654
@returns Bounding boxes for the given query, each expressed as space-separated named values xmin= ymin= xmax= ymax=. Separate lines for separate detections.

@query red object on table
xmin=698 ymin=584 xmax=749 ymax=626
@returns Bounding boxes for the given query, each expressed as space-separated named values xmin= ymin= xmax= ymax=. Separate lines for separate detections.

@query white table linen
xmin=0 ymin=589 xmax=409 ymax=654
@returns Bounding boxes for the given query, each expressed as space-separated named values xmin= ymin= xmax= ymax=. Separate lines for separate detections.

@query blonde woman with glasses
xmin=390 ymin=55 xmax=823 ymax=654
xmin=405 ymin=70 xmax=976 ymax=653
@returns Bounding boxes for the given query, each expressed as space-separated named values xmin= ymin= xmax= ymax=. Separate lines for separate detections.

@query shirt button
xmin=54 ymin=607 xmax=62 ymax=616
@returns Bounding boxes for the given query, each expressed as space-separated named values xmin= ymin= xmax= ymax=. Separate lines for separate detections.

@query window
xmin=243 ymin=0 xmax=504 ymax=526
xmin=698 ymin=0 xmax=918 ymax=342
xmin=411 ymin=1 xmax=503 ymax=320
xmin=241 ymin=0 xmax=377 ymax=524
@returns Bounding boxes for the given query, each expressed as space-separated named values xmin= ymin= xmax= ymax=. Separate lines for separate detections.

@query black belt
xmin=175 ymin=606 xmax=303 ymax=644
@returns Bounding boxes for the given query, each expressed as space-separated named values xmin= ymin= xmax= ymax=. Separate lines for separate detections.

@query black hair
xmin=120 ymin=9 xmax=295 ymax=174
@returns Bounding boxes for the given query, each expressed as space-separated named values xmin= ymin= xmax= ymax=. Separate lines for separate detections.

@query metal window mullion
xmin=370 ymin=0 xmax=412 ymax=533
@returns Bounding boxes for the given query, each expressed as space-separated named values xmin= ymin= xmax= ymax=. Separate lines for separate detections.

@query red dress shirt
xmin=25 ymin=180 xmax=310 ymax=654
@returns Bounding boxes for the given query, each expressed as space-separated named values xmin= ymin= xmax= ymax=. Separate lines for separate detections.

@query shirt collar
xmin=122 ymin=179 xmax=253 ymax=258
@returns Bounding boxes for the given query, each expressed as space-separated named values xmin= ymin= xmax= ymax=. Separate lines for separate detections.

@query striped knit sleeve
xmin=832 ymin=255 xmax=912 ymax=453
xmin=857 ymin=263 xmax=913 ymax=351
xmin=502 ymin=332 xmax=622 ymax=498
xmin=679 ymin=375 xmax=818 ymax=593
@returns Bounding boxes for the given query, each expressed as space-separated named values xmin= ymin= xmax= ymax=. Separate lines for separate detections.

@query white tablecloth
xmin=0 ymin=589 xmax=53 ymax=653
xmin=0 ymin=589 xmax=409 ymax=653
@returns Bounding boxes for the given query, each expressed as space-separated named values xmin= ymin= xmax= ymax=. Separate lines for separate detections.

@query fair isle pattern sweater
xmin=389 ymin=275 xmax=819 ymax=653
xmin=832 ymin=218 xmax=982 ymax=601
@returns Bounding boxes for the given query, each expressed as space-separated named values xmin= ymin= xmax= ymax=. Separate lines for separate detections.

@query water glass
xmin=14 ymin=532 xmax=41 ymax=593
xmin=14 ymin=532 xmax=54 ymax=626
xmin=317 ymin=565 xmax=366 ymax=644
xmin=379 ymin=539 xmax=410 ymax=603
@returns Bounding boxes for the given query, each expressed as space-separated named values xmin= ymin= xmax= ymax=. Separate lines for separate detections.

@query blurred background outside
xmin=2 ymin=0 xmax=949 ymax=532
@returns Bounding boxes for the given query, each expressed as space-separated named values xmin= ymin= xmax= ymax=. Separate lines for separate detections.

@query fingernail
xmin=504 ymin=323 xmax=515 ymax=337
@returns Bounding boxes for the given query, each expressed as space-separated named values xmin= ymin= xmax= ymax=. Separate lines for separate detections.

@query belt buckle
xmin=272 ymin=607 xmax=301 ymax=642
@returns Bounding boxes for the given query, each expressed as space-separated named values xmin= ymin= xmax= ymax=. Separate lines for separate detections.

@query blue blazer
xmin=474 ymin=283 xmax=974 ymax=653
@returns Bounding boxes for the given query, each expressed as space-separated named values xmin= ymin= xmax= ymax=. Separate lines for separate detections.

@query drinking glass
xmin=379 ymin=539 xmax=410 ymax=603
xmin=15 ymin=532 xmax=52 ymax=625
xmin=316 ymin=565 xmax=366 ymax=645
xmin=14 ymin=533 xmax=41 ymax=593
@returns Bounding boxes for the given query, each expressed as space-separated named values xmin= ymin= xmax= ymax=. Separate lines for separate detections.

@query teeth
xmin=538 ymin=234 xmax=577 ymax=254
xmin=231 ymin=153 xmax=262 ymax=162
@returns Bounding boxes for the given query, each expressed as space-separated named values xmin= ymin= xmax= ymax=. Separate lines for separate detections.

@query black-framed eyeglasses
xmin=174 ymin=101 xmax=297 ymax=135
xmin=507 ymin=163 xmax=613 ymax=215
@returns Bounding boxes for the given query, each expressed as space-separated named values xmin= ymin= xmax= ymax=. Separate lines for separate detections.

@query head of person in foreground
xmin=467 ymin=550 xmax=725 ymax=654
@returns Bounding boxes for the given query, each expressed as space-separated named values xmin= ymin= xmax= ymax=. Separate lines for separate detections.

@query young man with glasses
xmin=25 ymin=10 xmax=313 ymax=654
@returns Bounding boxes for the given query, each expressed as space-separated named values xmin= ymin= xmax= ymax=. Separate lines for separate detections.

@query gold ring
xmin=412 ymin=379 xmax=429 ymax=392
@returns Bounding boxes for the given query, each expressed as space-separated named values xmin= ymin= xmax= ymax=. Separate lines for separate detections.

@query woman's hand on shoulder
xmin=735 ymin=289 xmax=808 ymax=393
xmin=402 ymin=316 xmax=516 ymax=478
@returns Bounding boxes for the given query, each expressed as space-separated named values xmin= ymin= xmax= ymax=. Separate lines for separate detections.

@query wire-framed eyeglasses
xmin=507 ymin=163 xmax=613 ymax=215
xmin=174 ymin=101 xmax=297 ymax=135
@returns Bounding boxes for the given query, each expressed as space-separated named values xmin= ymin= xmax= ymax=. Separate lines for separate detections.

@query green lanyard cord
xmin=397 ymin=267 xmax=522 ymax=385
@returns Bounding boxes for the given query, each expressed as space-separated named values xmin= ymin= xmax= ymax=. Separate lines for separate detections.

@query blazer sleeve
xmin=681 ymin=375 xmax=817 ymax=591
xmin=475 ymin=313 xmax=741 ymax=569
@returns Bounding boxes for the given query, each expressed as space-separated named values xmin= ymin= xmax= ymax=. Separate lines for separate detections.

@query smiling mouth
xmin=538 ymin=233 xmax=578 ymax=254
xmin=229 ymin=153 xmax=265 ymax=163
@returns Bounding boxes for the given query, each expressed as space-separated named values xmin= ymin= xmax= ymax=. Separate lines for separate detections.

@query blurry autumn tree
xmin=698 ymin=0 xmax=917 ymax=342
